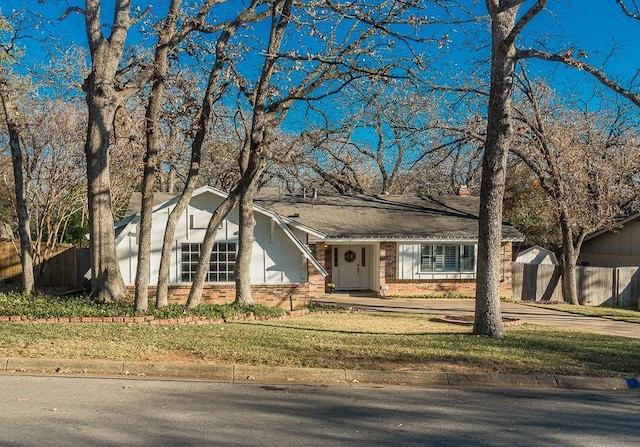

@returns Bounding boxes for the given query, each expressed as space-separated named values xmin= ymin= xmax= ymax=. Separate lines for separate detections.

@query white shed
xmin=515 ymin=245 xmax=558 ymax=265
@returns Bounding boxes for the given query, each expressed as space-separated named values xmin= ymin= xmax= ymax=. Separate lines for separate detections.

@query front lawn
xmin=1 ymin=309 xmax=639 ymax=377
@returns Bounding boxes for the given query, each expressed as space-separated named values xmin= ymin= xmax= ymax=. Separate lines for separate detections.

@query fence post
xmin=612 ymin=268 xmax=619 ymax=308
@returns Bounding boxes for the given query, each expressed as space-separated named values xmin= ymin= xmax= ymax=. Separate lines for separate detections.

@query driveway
xmin=311 ymin=294 xmax=640 ymax=339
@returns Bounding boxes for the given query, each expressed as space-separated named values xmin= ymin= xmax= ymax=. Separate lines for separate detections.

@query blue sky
xmin=3 ymin=1 xmax=638 ymax=83
xmin=533 ymin=1 xmax=640 ymax=83
xmin=2 ymin=0 xmax=639 ymax=122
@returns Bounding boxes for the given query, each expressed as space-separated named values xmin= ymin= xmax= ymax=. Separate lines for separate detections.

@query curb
xmin=1 ymin=357 xmax=638 ymax=391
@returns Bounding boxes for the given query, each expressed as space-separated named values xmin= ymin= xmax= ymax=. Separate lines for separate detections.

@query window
xmin=181 ymin=242 xmax=237 ymax=283
xmin=420 ymin=244 xmax=475 ymax=273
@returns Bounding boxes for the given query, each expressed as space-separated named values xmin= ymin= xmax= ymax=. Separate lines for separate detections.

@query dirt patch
xmin=436 ymin=314 xmax=522 ymax=326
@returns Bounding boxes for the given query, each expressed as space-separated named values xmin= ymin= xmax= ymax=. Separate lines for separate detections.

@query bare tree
xmin=17 ymin=99 xmax=88 ymax=275
xmin=0 ymin=12 xmax=35 ymax=293
xmin=155 ymin=0 xmax=267 ymax=308
xmin=0 ymin=67 xmax=35 ymax=294
xmin=68 ymin=0 xmax=154 ymax=302
xmin=474 ymin=0 xmax=547 ymax=338
xmin=511 ymin=74 xmax=640 ymax=305
xmin=183 ymin=0 xmax=438 ymax=306
xmin=135 ymin=0 xmax=222 ymax=311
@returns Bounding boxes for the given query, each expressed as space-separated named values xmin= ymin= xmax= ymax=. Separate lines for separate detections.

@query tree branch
xmin=516 ymin=48 xmax=640 ymax=107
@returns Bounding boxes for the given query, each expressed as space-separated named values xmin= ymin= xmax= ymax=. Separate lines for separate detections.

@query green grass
xmin=1 ymin=290 xmax=639 ymax=377
xmin=1 ymin=311 xmax=639 ymax=377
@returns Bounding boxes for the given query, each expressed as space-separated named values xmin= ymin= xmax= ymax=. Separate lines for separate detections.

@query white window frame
xmin=180 ymin=241 xmax=237 ymax=283
xmin=419 ymin=244 xmax=476 ymax=274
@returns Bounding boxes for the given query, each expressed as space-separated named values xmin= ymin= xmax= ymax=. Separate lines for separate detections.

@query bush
xmin=0 ymin=290 xmax=285 ymax=320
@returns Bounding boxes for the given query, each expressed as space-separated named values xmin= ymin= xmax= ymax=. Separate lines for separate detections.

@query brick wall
xmin=378 ymin=241 xmax=514 ymax=297
xmin=307 ymin=242 xmax=329 ymax=293
xmin=143 ymin=283 xmax=311 ymax=310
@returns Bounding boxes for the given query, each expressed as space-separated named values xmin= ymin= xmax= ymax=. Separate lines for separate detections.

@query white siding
xmin=398 ymin=243 xmax=420 ymax=279
xmin=116 ymin=189 xmax=308 ymax=286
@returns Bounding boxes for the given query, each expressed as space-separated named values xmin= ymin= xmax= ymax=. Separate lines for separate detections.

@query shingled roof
xmin=122 ymin=190 xmax=522 ymax=242
xmin=254 ymin=192 xmax=523 ymax=242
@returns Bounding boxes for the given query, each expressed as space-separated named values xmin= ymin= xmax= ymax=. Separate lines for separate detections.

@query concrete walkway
xmin=311 ymin=294 xmax=640 ymax=339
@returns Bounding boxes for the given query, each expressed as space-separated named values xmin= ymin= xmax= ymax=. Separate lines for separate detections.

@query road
xmin=1 ymin=375 xmax=638 ymax=446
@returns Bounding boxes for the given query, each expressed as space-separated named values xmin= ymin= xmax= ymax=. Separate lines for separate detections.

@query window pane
xmin=461 ymin=245 xmax=475 ymax=271
xmin=181 ymin=241 xmax=237 ymax=283
xmin=420 ymin=244 xmax=472 ymax=273
xmin=444 ymin=246 xmax=458 ymax=270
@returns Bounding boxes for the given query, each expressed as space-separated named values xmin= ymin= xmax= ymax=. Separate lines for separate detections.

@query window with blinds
xmin=420 ymin=244 xmax=476 ymax=273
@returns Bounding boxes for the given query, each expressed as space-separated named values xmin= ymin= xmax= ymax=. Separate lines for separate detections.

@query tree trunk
xmin=135 ymin=0 xmax=182 ymax=312
xmin=0 ymin=69 xmax=35 ymax=294
xmin=186 ymin=141 xmax=267 ymax=308
xmin=153 ymin=87 xmax=210 ymax=308
xmin=155 ymin=20 xmax=242 ymax=308
xmin=85 ymin=100 xmax=126 ymax=303
xmin=558 ymin=212 xmax=580 ymax=305
xmin=82 ymin=0 xmax=134 ymax=303
xmin=474 ymin=2 xmax=521 ymax=338
xmin=560 ymin=254 xmax=579 ymax=305
xmin=235 ymin=183 xmax=258 ymax=305
xmin=185 ymin=193 xmax=241 ymax=308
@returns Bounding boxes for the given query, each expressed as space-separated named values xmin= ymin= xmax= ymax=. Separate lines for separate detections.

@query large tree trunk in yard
xmin=81 ymin=0 xmax=137 ymax=303
xmin=185 ymin=144 xmax=267 ymax=309
xmin=235 ymin=183 xmax=259 ymax=305
xmin=135 ymin=0 xmax=182 ymax=312
xmin=474 ymin=2 xmax=521 ymax=338
xmin=560 ymin=254 xmax=579 ymax=305
xmin=85 ymin=101 xmax=126 ymax=303
xmin=0 ymin=68 xmax=35 ymax=294
xmin=559 ymin=214 xmax=580 ymax=305
xmin=154 ymin=15 xmax=246 ymax=308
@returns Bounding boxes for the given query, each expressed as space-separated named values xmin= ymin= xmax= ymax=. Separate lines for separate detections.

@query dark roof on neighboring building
xmin=254 ymin=192 xmax=523 ymax=242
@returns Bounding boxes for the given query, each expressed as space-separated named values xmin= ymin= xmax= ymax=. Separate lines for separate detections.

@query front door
xmin=336 ymin=245 xmax=370 ymax=290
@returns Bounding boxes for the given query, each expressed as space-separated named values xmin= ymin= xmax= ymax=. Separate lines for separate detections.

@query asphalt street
xmin=1 ymin=375 xmax=639 ymax=447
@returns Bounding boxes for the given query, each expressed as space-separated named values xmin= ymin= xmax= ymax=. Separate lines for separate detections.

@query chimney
xmin=457 ymin=185 xmax=471 ymax=196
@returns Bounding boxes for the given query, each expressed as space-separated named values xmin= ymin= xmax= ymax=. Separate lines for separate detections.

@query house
xmin=578 ymin=212 xmax=640 ymax=267
xmin=115 ymin=186 xmax=522 ymax=308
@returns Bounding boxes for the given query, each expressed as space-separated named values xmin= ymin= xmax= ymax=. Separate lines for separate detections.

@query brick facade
xmin=307 ymin=243 xmax=330 ymax=294
xmin=138 ymin=241 xmax=515 ymax=307
xmin=144 ymin=283 xmax=311 ymax=310
xmin=377 ymin=241 xmax=514 ymax=297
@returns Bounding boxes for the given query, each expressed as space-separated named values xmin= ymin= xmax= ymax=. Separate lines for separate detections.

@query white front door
xmin=336 ymin=245 xmax=370 ymax=290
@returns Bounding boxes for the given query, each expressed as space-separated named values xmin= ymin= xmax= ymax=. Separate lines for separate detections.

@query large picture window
xmin=181 ymin=242 xmax=237 ymax=283
xmin=420 ymin=244 xmax=475 ymax=273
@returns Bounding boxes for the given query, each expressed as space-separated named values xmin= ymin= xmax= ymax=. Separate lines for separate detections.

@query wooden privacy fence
xmin=512 ymin=262 xmax=640 ymax=307
xmin=0 ymin=241 xmax=90 ymax=290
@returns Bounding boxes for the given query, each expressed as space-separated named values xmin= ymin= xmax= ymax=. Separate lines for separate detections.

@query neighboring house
xmin=115 ymin=186 xmax=522 ymax=308
xmin=578 ymin=213 xmax=640 ymax=267
xmin=515 ymin=245 xmax=558 ymax=265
